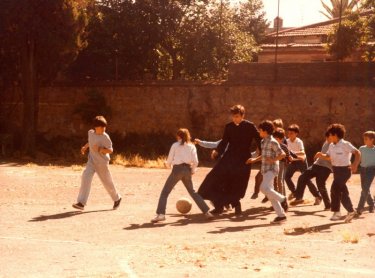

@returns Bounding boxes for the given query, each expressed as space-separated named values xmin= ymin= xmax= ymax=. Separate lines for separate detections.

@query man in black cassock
xmin=198 ymin=104 xmax=261 ymax=215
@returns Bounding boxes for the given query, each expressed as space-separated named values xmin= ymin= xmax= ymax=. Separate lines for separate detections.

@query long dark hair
xmin=176 ymin=128 xmax=191 ymax=145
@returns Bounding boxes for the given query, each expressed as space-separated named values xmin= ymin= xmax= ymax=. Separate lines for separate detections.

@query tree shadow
xmin=29 ymin=209 xmax=113 ymax=222
xmin=283 ymin=222 xmax=346 ymax=236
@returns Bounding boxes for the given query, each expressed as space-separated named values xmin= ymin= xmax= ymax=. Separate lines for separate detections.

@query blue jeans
xmin=357 ymin=166 xmax=375 ymax=211
xmin=156 ymin=164 xmax=209 ymax=215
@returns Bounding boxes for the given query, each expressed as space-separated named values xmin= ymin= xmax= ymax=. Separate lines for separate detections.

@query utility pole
xmin=274 ymin=0 xmax=280 ymax=82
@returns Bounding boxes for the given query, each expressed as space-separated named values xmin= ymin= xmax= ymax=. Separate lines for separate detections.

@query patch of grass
xmin=112 ymin=153 xmax=167 ymax=168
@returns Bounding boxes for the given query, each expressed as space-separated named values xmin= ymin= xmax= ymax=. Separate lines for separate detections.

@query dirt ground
xmin=0 ymin=162 xmax=374 ymax=278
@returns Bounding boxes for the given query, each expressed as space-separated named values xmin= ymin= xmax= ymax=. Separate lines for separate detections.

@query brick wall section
xmin=1 ymin=82 xmax=374 ymax=149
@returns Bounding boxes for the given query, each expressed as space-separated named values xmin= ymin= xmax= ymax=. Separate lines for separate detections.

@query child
xmin=273 ymin=128 xmax=291 ymax=196
xmin=290 ymin=132 xmax=332 ymax=209
xmin=285 ymin=124 xmax=321 ymax=202
xmin=151 ymin=128 xmax=213 ymax=223
xmin=247 ymin=120 xmax=288 ymax=224
xmin=316 ymin=124 xmax=361 ymax=223
xmin=356 ymin=131 xmax=375 ymax=215
xmin=73 ymin=116 xmax=122 ymax=210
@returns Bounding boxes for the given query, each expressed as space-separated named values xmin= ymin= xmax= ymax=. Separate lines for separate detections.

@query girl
xmin=151 ymin=128 xmax=213 ymax=223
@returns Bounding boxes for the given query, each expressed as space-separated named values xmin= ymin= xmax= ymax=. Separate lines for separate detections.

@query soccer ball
xmin=176 ymin=197 xmax=192 ymax=214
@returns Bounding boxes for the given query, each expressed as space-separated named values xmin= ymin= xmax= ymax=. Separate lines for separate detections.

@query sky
xmin=232 ymin=0 xmax=329 ymax=27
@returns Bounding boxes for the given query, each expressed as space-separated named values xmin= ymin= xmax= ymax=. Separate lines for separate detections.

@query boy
xmin=285 ymin=124 xmax=321 ymax=202
xmin=316 ymin=124 xmax=361 ymax=223
xmin=72 ymin=116 xmax=122 ymax=210
xmin=273 ymin=128 xmax=291 ymax=196
xmin=356 ymin=131 xmax=375 ymax=215
xmin=290 ymin=132 xmax=332 ymax=210
xmin=247 ymin=120 xmax=288 ymax=224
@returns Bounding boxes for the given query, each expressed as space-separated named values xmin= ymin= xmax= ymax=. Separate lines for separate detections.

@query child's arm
xmin=81 ymin=143 xmax=89 ymax=155
xmin=351 ymin=149 xmax=361 ymax=173
xmin=194 ymin=139 xmax=221 ymax=149
xmin=98 ymin=146 xmax=113 ymax=155
xmin=246 ymin=155 xmax=262 ymax=164
xmin=315 ymin=152 xmax=331 ymax=161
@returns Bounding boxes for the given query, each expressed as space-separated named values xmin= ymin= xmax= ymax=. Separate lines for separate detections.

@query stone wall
xmin=1 ymin=82 xmax=374 ymax=150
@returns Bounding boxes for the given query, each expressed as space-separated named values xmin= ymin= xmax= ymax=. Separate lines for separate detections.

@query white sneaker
xmin=330 ymin=212 xmax=342 ymax=221
xmin=151 ymin=214 xmax=165 ymax=223
xmin=344 ymin=211 xmax=356 ymax=223
xmin=205 ymin=211 xmax=214 ymax=220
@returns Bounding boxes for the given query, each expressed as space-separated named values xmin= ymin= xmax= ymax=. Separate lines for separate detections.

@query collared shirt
xmin=327 ymin=139 xmax=357 ymax=167
xmin=314 ymin=141 xmax=332 ymax=170
xmin=359 ymin=145 xmax=375 ymax=167
xmin=287 ymin=137 xmax=305 ymax=153
xmin=166 ymin=141 xmax=199 ymax=173
xmin=87 ymin=130 xmax=113 ymax=165
xmin=261 ymin=135 xmax=283 ymax=175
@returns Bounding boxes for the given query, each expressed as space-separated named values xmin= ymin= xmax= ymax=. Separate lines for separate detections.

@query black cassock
xmin=198 ymin=120 xmax=261 ymax=207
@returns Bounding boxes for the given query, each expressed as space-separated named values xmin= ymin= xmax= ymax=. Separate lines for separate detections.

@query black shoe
xmin=251 ymin=193 xmax=258 ymax=199
xmin=72 ymin=202 xmax=84 ymax=210
xmin=210 ymin=207 xmax=224 ymax=215
xmin=261 ymin=197 xmax=269 ymax=203
xmin=271 ymin=216 xmax=287 ymax=224
xmin=324 ymin=205 xmax=331 ymax=211
xmin=234 ymin=203 xmax=242 ymax=216
xmin=281 ymin=197 xmax=288 ymax=212
xmin=113 ymin=197 xmax=122 ymax=210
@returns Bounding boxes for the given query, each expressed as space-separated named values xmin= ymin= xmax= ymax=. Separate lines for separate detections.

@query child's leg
xmin=315 ymin=165 xmax=331 ymax=208
xmin=253 ymin=171 xmax=262 ymax=194
xmin=260 ymin=171 xmax=285 ymax=217
xmin=181 ymin=167 xmax=210 ymax=213
xmin=95 ymin=164 xmax=121 ymax=202
xmin=357 ymin=167 xmax=375 ymax=211
xmin=156 ymin=167 xmax=182 ymax=215
xmin=77 ymin=162 xmax=96 ymax=205
xmin=294 ymin=165 xmax=316 ymax=200
xmin=278 ymin=161 xmax=286 ymax=196
xmin=334 ymin=167 xmax=354 ymax=213
xmin=299 ymin=161 xmax=321 ymax=198
xmin=284 ymin=162 xmax=298 ymax=195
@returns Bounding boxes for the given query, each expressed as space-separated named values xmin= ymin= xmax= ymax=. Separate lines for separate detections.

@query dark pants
xmin=331 ymin=166 xmax=354 ymax=213
xmin=253 ymin=171 xmax=263 ymax=195
xmin=285 ymin=160 xmax=319 ymax=197
xmin=295 ymin=164 xmax=331 ymax=207
xmin=357 ymin=166 xmax=375 ymax=211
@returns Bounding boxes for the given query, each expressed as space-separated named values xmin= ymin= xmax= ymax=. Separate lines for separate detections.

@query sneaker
xmin=251 ymin=193 xmax=258 ymax=199
xmin=205 ymin=211 xmax=214 ymax=220
xmin=72 ymin=202 xmax=84 ymax=210
xmin=288 ymin=193 xmax=295 ymax=201
xmin=290 ymin=199 xmax=304 ymax=206
xmin=344 ymin=211 xmax=356 ymax=223
xmin=330 ymin=212 xmax=342 ymax=221
xmin=151 ymin=214 xmax=165 ymax=223
xmin=271 ymin=216 xmax=287 ymax=224
xmin=261 ymin=197 xmax=269 ymax=203
xmin=314 ymin=197 xmax=322 ymax=206
xmin=113 ymin=197 xmax=122 ymax=210
xmin=281 ymin=197 xmax=288 ymax=212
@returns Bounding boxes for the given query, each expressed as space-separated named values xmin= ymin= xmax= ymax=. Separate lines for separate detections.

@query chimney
xmin=274 ymin=16 xmax=283 ymax=30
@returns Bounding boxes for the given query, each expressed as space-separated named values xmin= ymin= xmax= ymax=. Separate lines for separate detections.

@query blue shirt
xmin=359 ymin=145 xmax=375 ymax=167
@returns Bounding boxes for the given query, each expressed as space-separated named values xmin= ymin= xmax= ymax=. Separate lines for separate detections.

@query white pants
xmin=260 ymin=171 xmax=286 ymax=217
xmin=77 ymin=161 xmax=121 ymax=205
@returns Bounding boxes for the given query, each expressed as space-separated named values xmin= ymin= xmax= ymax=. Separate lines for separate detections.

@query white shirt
xmin=287 ymin=137 xmax=305 ymax=153
xmin=327 ymin=139 xmax=357 ymax=167
xmin=166 ymin=142 xmax=199 ymax=173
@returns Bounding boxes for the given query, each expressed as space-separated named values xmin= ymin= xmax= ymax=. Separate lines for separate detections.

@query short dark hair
xmin=363 ymin=130 xmax=375 ymax=140
xmin=287 ymin=124 xmax=300 ymax=134
xmin=259 ymin=120 xmax=274 ymax=135
xmin=230 ymin=104 xmax=245 ymax=116
xmin=273 ymin=118 xmax=284 ymax=129
xmin=273 ymin=128 xmax=285 ymax=139
xmin=326 ymin=123 xmax=346 ymax=139
xmin=93 ymin=116 xmax=107 ymax=127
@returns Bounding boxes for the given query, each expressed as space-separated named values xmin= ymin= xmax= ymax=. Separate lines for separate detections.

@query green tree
xmin=0 ymin=0 xmax=90 ymax=155
xmin=320 ymin=0 xmax=361 ymax=19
